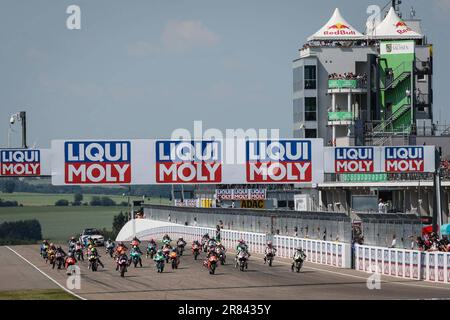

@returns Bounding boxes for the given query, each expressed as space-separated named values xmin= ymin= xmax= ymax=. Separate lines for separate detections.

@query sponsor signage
xmin=380 ymin=41 xmax=415 ymax=55
xmin=240 ymin=200 xmax=265 ymax=209
xmin=324 ymin=23 xmax=356 ymax=36
xmin=156 ymin=140 xmax=222 ymax=183
xmin=0 ymin=149 xmax=51 ymax=177
xmin=63 ymin=141 xmax=131 ymax=184
xmin=324 ymin=146 xmax=434 ymax=174
xmin=215 ymin=188 xmax=266 ymax=200
xmin=245 ymin=139 xmax=323 ymax=184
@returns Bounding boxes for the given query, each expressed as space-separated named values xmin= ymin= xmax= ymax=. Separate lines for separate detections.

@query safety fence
xmin=130 ymin=222 xmax=351 ymax=268
xmin=355 ymin=244 xmax=450 ymax=284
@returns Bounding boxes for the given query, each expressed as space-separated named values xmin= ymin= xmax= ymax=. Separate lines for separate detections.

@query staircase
xmin=372 ymin=103 xmax=411 ymax=134
xmin=381 ymin=62 xmax=411 ymax=91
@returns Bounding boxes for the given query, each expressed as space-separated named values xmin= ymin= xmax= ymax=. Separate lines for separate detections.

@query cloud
xmin=127 ymin=41 xmax=160 ymax=58
xmin=162 ymin=20 xmax=219 ymax=52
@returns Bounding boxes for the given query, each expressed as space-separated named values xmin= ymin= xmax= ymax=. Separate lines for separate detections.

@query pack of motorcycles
xmin=39 ymin=239 xmax=306 ymax=278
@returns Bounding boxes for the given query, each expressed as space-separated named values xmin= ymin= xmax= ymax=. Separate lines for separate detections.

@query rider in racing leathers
xmin=263 ymin=241 xmax=277 ymax=264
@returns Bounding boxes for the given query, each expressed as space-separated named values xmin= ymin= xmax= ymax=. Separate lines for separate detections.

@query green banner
xmin=328 ymin=79 xmax=357 ymax=89
xmin=341 ymin=173 xmax=388 ymax=182
xmin=328 ymin=112 xmax=353 ymax=121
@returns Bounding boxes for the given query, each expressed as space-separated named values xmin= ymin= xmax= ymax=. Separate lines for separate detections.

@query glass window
xmin=304 ymin=97 xmax=316 ymax=121
xmin=293 ymin=98 xmax=303 ymax=122
xmin=304 ymin=65 xmax=316 ymax=89
xmin=293 ymin=67 xmax=303 ymax=92
xmin=305 ymin=129 xmax=317 ymax=138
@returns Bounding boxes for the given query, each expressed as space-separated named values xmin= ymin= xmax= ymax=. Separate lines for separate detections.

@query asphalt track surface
xmin=1 ymin=243 xmax=450 ymax=300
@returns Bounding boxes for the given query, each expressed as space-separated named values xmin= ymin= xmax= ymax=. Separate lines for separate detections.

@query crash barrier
xmin=144 ymin=204 xmax=352 ymax=243
xmin=117 ymin=219 xmax=351 ymax=268
xmin=355 ymin=244 xmax=450 ymax=284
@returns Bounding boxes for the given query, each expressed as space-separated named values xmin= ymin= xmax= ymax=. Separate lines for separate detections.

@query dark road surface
xmin=2 ymin=243 xmax=450 ymax=300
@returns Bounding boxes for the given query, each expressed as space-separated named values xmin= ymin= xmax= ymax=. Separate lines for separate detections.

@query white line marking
xmin=5 ymin=246 xmax=87 ymax=300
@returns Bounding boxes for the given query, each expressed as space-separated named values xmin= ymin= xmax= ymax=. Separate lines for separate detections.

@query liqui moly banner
xmin=382 ymin=146 xmax=435 ymax=173
xmin=156 ymin=140 xmax=222 ymax=183
xmin=245 ymin=139 xmax=323 ymax=184
xmin=324 ymin=146 xmax=435 ymax=173
xmin=0 ymin=149 xmax=51 ymax=177
xmin=324 ymin=147 xmax=381 ymax=173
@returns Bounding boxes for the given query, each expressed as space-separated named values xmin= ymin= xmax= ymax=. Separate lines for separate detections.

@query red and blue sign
xmin=246 ymin=140 xmax=312 ymax=182
xmin=155 ymin=140 xmax=222 ymax=183
xmin=0 ymin=149 xmax=40 ymax=176
xmin=335 ymin=147 xmax=374 ymax=173
xmin=64 ymin=141 xmax=131 ymax=184
xmin=385 ymin=146 xmax=424 ymax=172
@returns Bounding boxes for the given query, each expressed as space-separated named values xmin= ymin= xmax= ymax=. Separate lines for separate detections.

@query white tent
xmin=370 ymin=7 xmax=423 ymax=40
xmin=307 ymin=8 xmax=364 ymax=41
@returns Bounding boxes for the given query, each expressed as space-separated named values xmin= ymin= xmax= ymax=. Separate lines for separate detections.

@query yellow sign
xmin=240 ymin=200 xmax=265 ymax=209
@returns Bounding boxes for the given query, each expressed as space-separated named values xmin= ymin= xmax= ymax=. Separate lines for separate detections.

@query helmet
xmin=296 ymin=247 xmax=302 ymax=251
xmin=267 ymin=241 xmax=272 ymax=246
xmin=204 ymin=233 xmax=209 ymax=237
xmin=239 ymin=239 xmax=245 ymax=243
xmin=76 ymin=241 xmax=80 ymax=244
xmin=216 ymin=242 xmax=221 ymax=246
xmin=50 ymin=243 xmax=54 ymax=247
xmin=91 ymin=247 xmax=96 ymax=252
xmin=107 ymin=238 xmax=111 ymax=242
xmin=119 ymin=241 xmax=124 ymax=246
xmin=157 ymin=249 xmax=163 ymax=254
xmin=71 ymin=236 xmax=75 ymax=240
xmin=68 ymin=252 xmax=74 ymax=257
xmin=178 ymin=237 xmax=183 ymax=240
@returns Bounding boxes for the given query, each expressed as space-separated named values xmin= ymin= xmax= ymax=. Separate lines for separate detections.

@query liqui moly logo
xmin=156 ymin=140 xmax=222 ymax=183
xmin=246 ymin=140 xmax=312 ymax=183
xmin=385 ymin=147 xmax=424 ymax=172
xmin=0 ymin=150 xmax=40 ymax=176
xmin=64 ymin=141 xmax=131 ymax=184
xmin=335 ymin=147 xmax=374 ymax=173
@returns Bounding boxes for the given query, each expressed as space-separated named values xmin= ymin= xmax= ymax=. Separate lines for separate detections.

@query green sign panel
xmin=341 ymin=173 xmax=388 ymax=182
xmin=328 ymin=112 xmax=353 ymax=121
xmin=328 ymin=79 xmax=358 ymax=89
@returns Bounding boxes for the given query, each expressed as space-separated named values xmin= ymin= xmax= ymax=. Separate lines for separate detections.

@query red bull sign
xmin=324 ymin=22 xmax=356 ymax=36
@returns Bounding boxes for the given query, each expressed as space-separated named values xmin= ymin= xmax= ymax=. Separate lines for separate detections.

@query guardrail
xmin=119 ymin=219 xmax=351 ymax=268
xmin=355 ymin=244 xmax=450 ymax=284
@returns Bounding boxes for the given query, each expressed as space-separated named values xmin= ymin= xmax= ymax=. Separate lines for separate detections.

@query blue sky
xmin=0 ymin=0 xmax=449 ymax=147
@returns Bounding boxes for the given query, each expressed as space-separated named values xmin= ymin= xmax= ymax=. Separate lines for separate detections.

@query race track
xmin=2 ymin=243 xmax=450 ymax=300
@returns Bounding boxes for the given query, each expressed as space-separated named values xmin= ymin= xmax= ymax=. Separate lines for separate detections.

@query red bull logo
xmin=324 ymin=22 xmax=355 ymax=36
xmin=395 ymin=21 xmax=412 ymax=34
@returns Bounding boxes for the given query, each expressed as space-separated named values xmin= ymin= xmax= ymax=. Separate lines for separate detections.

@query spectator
xmin=378 ymin=199 xmax=385 ymax=213
xmin=390 ymin=235 xmax=397 ymax=248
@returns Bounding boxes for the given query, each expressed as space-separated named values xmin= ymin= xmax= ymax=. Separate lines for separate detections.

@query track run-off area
xmin=1 ymin=243 xmax=450 ymax=300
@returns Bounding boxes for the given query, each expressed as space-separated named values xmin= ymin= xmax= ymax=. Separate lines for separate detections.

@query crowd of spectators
xmin=415 ymin=232 xmax=449 ymax=252
xmin=328 ymin=72 xmax=367 ymax=82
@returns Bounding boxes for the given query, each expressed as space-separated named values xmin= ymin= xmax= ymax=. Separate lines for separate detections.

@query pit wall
xmin=117 ymin=219 xmax=351 ymax=269
xmin=355 ymin=244 xmax=450 ymax=284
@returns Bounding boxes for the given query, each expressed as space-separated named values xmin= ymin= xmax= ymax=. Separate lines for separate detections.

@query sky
xmin=0 ymin=0 xmax=449 ymax=148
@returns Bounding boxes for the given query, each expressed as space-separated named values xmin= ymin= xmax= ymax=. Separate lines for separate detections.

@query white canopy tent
xmin=369 ymin=7 xmax=423 ymax=40
xmin=307 ymin=8 xmax=364 ymax=41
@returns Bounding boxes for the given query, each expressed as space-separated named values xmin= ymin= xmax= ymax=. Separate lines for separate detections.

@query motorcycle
xmin=48 ymin=250 xmax=56 ymax=268
xmin=106 ymin=244 xmax=115 ymax=258
xmin=65 ymin=256 xmax=77 ymax=275
xmin=176 ymin=242 xmax=185 ymax=256
xmin=55 ymin=252 xmax=65 ymax=270
xmin=192 ymin=244 xmax=200 ymax=260
xmin=88 ymin=255 xmax=99 ymax=272
xmin=155 ymin=258 xmax=165 ymax=273
xmin=40 ymin=245 xmax=49 ymax=260
xmin=117 ymin=255 xmax=128 ymax=277
xmin=146 ymin=245 xmax=157 ymax=259
xmin=204 ymin=255 xmax=218 ymax=274
xmin=216 ymin=247 xmax=226 ymax=265
xmin=162 ymin=238 xmax=171 ymax=246
xmin=292 ymin=255 xmax=305 ymax=273
xmin=130 ymin=250 xmax=143 ymax=268
xmin=162 ymin=247 xmax=171 ymax=263
xmin=75 ymin=246 xmax=84 ymax=261
xmin=169 ymin=251 xmax=179 ymax=270
xmin=235 ymin=251 xmax=248 ymax=272
xmin=201 ymin=239 xmax=209 ymax=253
xmin=265 ymin=249 xmax=275 ymax=267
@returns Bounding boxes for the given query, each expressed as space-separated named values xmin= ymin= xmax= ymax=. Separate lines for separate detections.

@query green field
xmin=0 ymin=192 xmax=169 ymax=206
xmin=0 ymin=206 xmax=126 ymax=242
xmin=0 ymin=289 xmax=78 ymax=300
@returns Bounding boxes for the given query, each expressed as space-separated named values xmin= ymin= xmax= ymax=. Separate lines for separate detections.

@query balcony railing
xmin=328 ymin=111 xmax=354 ymax=121
xmin=328 ymin=79 xmax=367 ymax=90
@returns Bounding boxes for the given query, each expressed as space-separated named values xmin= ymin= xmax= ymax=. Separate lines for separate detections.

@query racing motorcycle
xmin=162 ymin=247 xmax=171 ymax=263
xmin=48 ymin=249 xmax=56 ymax=268
xmin=169 ymin=251 xmax=179 ymax=270
xmin=55 ymin=251 xmax=65 ymax=270
xmin=155 ymin=257 xmax=165 ymax=273
xmin=176 ymin=241 xmax=186 ymax=256
xmin=106 ymin=243 xmax=115 ymax=258
xmin=192 ymin=243 xmax=200 ymax=260
xmin=75 ymin=244 xmax=84 ymax=261
xmin=88 ymin=254 xmax=99 ymax=272
xmin=292 ymin=251 xmax=306 ymax=273
xmin=65 ymin=256 xmax=77 ymax=275
xmin=216 ymin=247 xmax=226 ymax=265
xmin=204 ymin=255 xmax=218 ymax=275
xmin=265 ymin=248 xmax=276 ymax=267
xmin=130 ymin=250 xmax=143 ymax=268
xmin=117 ymin=254 xmax=128 ymax=277
xmin=146 ymin=244 xmax=157 ymax=259
xmin=235 ymin=251 xmax=248 ymax=272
